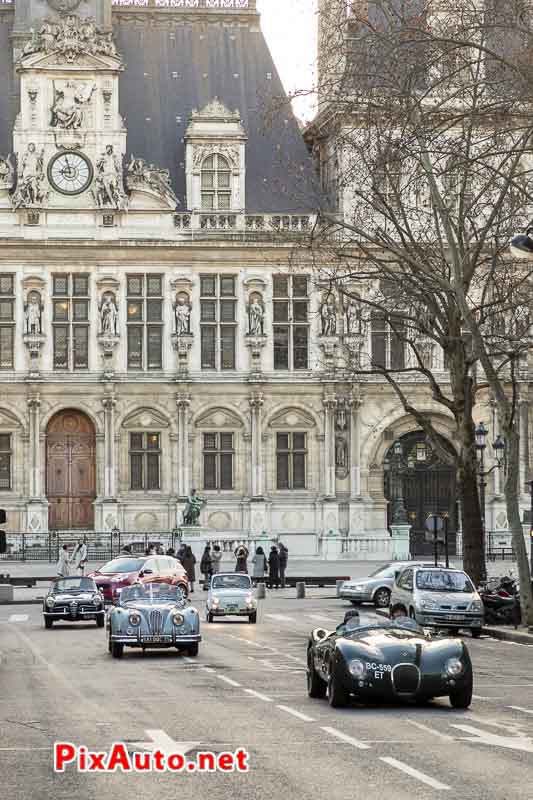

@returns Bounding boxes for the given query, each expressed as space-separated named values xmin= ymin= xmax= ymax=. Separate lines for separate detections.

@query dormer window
xmin=201 ymin=154 xmax=232 ymax=211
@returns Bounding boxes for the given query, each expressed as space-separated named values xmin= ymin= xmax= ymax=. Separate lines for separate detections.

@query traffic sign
xmin=425 ymin=514 xmax=444 ymax=533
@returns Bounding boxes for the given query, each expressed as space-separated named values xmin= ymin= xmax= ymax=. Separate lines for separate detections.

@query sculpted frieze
xmin=21 ymin=16 xmax=120 ymax=64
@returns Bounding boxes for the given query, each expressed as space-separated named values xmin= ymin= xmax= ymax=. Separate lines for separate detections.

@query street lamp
xmin=475 ymin=422 xmax=506 ymax=555
xmin=387 ymin=440 xmax=410 ymax=524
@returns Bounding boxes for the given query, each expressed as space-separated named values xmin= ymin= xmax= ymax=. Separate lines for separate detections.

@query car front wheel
xmin=188 ymin=643 xmax=199 ymax=657
xmin=206 ymin=611 xmax=214 ymax=623
xmin=471 ymin=628 xmax=482 ymax=638
xmin=328 ymin=659 xmax=350 ymax=708
xmin=249 ymin=612 xmax=257 ymax=624
xmin=44 ymin=617 xmax=53 ymax=629
xmin=450 ymin=677 xmax=473 ymax=709
xmin=374 ymin=588 xmax=391 ymax=608
xmin=307 ymin=649 xmax=327 ymax=698
xmin=96 ymin=615 xmax=105 ymax=628
xmin=110 ymin=639 xmax=124 ymax=659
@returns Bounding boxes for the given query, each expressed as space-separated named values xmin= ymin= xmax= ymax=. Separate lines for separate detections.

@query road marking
xmin=284 ymin=654 xmax=306 ymax=664
xmin=407 ymin=720 xmax=454 ymax=741
xmin=8 ymin=614 xmax=29 ymax=623
xmin=451 ymin=723 xmax=533 ymax=753
xmin=200 ymin=666 xmax=216 ymax=673
xmin=321 ymin=726 xmax=371 ymax=750
xmin=276 ymin=705 xmax=315 ymax=722
xmin=216 ymin=675 xmax=241 ymax=687
xmin=306 ymin=614 xmax=332 ymax=622
xmin=464 ymin=714 xmax=524 ymax=733
xmin=380 ymin=757 xmax=450 ymax=791
xmin=265 ymin=613 xmax=295 ymax=623
xmin=244 ymin=689 xmax=273 ymax=702
xmin=129 ymin=729 xmax=201 ymax=756
xmin=472 ymin=695 xmax=501 ymax=701
xmin=508 ymin=706 xmax=533 ymax=715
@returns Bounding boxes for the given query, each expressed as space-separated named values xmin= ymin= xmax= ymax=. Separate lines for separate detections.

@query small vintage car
xmin=107 ymin=582 xmax=201 ymax=658
xmin=43 ymin=576 xmax=105 ymax=628
xmin=206 ymin=572 xmax=257 ymax=623
xmin=307 ymin=611 xmax=473 ymax=709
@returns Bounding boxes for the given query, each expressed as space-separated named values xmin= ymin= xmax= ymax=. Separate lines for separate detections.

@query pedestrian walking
xmin=251 ymin=546 xmax=267 ymax=586
xmin=268 ymin=545 xmax=279 ymax=589
xmin=166 ymin=547 xmax=176 ymax=558
xmin=211 ymin=544 xmax=222 ymax=574
xmin=176 ymin=542 xmax=187 ymax=565
xmin=200 ymin=544 xmax=212 ymax=590
xmin=234 ymin=544 xmax=249 ymax=573
xmin=56 ymin=544 xmax=70 ymax=578
xmin=278 ymin=542 xmax=288 ymax=588
xmin=71 ymin=538 xmax=88 ymax=575
xmin=182 ymin=545 xmax=197 ymax=593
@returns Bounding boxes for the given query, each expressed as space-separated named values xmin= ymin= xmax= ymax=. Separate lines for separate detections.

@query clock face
xmin=48 ymin=152 xmax=93 ymax=196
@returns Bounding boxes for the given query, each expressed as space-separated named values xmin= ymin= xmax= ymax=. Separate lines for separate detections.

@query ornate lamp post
xmin=386 ymin=440 xmax=416 ymax=524
xmin=475 ymin=422 xmax=506 ymax=555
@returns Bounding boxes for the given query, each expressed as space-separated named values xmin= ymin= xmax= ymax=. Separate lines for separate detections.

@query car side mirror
xmin=141 ymin=568 xmax=153 ymax=576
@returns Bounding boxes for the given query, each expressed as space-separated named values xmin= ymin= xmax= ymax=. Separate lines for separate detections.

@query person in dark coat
xmin=278 ymin=543 xmax=288 ymax=588
xmin=234 ymin=544 xmax=249 ymax=573
xmin=182 ymin=545 xmax=196 ymax=593
xmin=166 ymin=547 xmax=176 ymax=558
xmin=268 ymin=546 xmax=280 ymax=589
xmin=200 ymin=544 xmax=212 ymax=590
xmin=176 ymin=542 xmax=187 ymax=564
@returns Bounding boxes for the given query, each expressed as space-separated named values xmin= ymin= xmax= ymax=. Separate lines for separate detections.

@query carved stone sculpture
xmin=21 ymin=16 xmax=119 ymax=63
xmin=51 ymin=81 xmax=95 ymax=130
xmin=12 ymin=143 xmax=48 ymax=208
xmin=94 ymin=145 xmax=127 ymax=210
xmin=0 ymin=155 xmax=15 ymax=190
xmin=320 ymin=296 xmax=337 ymax=336
xmin=345 ymin=297 xmax=366 ymax=335
xmin=173 ymin=294 xmax=191 ymax=336
xmin=183 ymin=489 xmax=207 ymax=526
xmin=99 ymin=293 xmax=119 ymax=336
xmin=24 ymin=292 xmax=43 ymax=335
xmin=126 ymin=155 xmax=178 ymax=207
xmin=247 ymin=297 xmax=265 ymax=336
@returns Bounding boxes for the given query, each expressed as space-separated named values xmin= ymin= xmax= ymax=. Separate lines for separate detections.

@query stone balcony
xmin=173 ymin=211 xmax=315 ymax=240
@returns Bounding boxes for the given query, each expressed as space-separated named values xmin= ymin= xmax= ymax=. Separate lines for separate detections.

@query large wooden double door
xmin=46 ymin=410 xmax=96 ymax=530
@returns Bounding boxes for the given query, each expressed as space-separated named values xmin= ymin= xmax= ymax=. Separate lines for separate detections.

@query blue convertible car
xmin=107 ymin=583 xmax=201 ymax=658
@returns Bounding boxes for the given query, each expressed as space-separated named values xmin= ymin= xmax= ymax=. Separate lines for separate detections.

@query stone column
xmin=349 ymin=394 xmax=363 ymax=498
xmin=27 ymin=395 xmax=41 ymax=499
xmin=102 ymin=395 xmax=116 ymax=498
xmin=323 ymin=394 xmax=337 ymax=498
xmin=249 ymin=392 xmax=264 ymax=498
xmin=176 ymin=393 xmax=191 ymax=497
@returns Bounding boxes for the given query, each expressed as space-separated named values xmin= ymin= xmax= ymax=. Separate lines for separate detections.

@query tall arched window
xmin=201 ymin=154 xmax=231 ymax=211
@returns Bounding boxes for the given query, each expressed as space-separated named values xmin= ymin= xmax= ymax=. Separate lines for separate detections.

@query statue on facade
xmin=24 ymin=292 xmax=43 ymax=335
xmin=173 ymin=295 xmax=191 ymax=336
xmin=335 ymin=436 xmax=348 ymax=470
xmin=247 ymin=297 xmax=265 ymax=336
xmin=94 ymin=145 xmax=127 ymax=210
xmin=345 ymin=297 xmax=366 ymax=335
xmin=21 ymin=16 xmax=119 ymax=63
xmin=320 ymin=296 xmax=337 ymax=336
xmin=182 ymin=489 xmax=207 ymax=526
xmin=126 ymin=155 xmax=178 ymax=207
xmin=0 ymin=154 xmax=15 ymax=190
xmin=51 ymin=81 xmax=95 ymax=130
xmin=99 ymin=293 xmax=119 ymax=336
xmin=12 ymin=143 xmax=47 ymax=208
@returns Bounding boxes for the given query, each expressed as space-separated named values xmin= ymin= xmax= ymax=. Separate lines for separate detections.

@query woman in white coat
xmin=56 ymin=545 xmax=70 ymax=578
xmin=71 ymin=539 xmax=88 ymax=575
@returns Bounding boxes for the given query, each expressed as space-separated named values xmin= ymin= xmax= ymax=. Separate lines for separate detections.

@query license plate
xmin=227 ymin=606 xmax=238 ymax=612
xmin=84 ymin=614 xmax=95 ymax=620
xmin=446 ymin=615 xmax=463 ymax=621
xmin=143 ymin=635 xmax=171 ymax=643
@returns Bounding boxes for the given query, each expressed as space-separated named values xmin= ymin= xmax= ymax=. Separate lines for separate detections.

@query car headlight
xmin=212 ymin=597 xmax=220 ymax=605
xmin=421 ymin=599 xmax=438 ymax=610
xmin=470 ymin=600 xmax=483 ymax=613
xmin=348 ymin=659 xmax=366 ymax=678
xmin=445 ymin=657 xmax=464 ymax=677
xmin=128 ymin=613 xmax=141 ymax=626
xmin=172 ymin=613 xmax=185 ymax=626
xmin=245 ymin=593 xmax=253 ymax=603
xmin=93 ymin=595 xmax=102 ymax=607
xmin=45 ymin=596 xmax=55 ymax=608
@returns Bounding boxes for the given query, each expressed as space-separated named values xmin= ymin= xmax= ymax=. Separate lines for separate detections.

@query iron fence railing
xmin=0 ymin=531 xmax=182 ymax=563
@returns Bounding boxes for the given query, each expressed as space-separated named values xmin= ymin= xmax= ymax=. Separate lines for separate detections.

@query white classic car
xmin=206 ymin=572 xmax=257 ymax=624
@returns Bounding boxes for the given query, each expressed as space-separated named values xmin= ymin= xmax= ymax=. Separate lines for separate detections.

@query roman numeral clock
xmin=47 ymin=151 xmax=93 ymax=195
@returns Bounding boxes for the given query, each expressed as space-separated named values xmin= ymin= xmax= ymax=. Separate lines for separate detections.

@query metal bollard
xmin=336 ymin=580 xmax=345 ymax=597
xmin=296 ymin=581 xmax=305 ymax=599
xmin=256 ymin=582 xmax=266 ymax=600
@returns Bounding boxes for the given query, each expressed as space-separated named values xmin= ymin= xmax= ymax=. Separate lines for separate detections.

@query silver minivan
xmin=390 ymin=566 xmax=484 ymax=636
xmin=340 ymin=561 xmax=442 ymax=608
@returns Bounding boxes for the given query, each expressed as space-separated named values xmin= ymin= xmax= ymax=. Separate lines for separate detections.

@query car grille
xmin=392 ymin=664 xmax=420 ymax=695
xmin=52 ymin=604 xmax=96 ymax=614
xmin=149 ymin=610 xmax=163 ymax=635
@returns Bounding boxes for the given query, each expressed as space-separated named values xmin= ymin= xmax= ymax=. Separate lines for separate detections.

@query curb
xmin=0 ymin=599 xmax=43 ymax=606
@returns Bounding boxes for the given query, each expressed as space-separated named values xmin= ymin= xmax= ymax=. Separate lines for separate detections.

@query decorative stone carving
xmin=173 ymin=292 xmax=192 ymax=336
xmin=245 ymin=334 xmax=267 ymax=377
xmin=171 ymin=332 xmax=194 ymax=377
xmin=193 ymin=144 xmax=239 ymax=170
xmin=46 ymin=0 xmax=83 ymax=12
xmin=247 ymin=293 xmax=265 ymax=336
xmin=12 ymin=144 xmax=48 ymax=209
xmin=344 ymin=297 xmax=367 ymax=335
xmin=99 ymin=292 xmax=119 ymax=336
xmin=51 ymin=80 xmax=95 ymax=130
xmin=320 ymin=293 xmax=337 ymax=336
xmin=21 ymin=16 xmax=119 ymax=63
xmin=93 ymin=145 xmax=127 ymax=210
xmin=335 ymin=398 xmax=347 ymax=431
xmin=0 ymin=155 xmax=15 ymax=190
xmin=335 ymin=435 xmax=349 ymax=478
xmin=126 ymin=156 xmax=178 ymax=207
xmin=24 ymin=291 xmax=43 ymax=335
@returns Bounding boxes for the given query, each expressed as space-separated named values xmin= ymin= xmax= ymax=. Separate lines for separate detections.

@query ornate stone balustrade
xmin=173 ymin=211 xmax=315 ymax=237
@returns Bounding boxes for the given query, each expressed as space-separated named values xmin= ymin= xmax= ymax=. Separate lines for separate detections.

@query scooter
xmin=479 ymin=575 xmax=521 ymax=626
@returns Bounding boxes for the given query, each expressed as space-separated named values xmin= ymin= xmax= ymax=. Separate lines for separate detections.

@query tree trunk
xmin=459 ymin=454 xmax=485 ymax=586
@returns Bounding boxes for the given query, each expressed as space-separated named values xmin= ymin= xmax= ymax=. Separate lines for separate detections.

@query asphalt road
xmin=1 ymin=592 xmax=532 ymax=799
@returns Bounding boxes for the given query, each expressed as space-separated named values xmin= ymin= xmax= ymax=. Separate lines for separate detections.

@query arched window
xmin=201 ymin=154 xmax=231 ymax=211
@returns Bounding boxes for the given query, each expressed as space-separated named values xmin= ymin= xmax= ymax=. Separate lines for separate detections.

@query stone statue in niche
xmin=345 ymin=297 xmax=366 ymax=335
xmin=320 ymin=295 xmax=337 ymax=336
xmin=0 ymin=155 xmax=15 ymax=190
xmin=51 ymin=81 xmax=95 ymax=130
xmin=12 ymin=143 xmax=47 ymax=208
xmin=94 ymin=145 xmax=127 ymax=210
xmin=173 ymin=293 xmax=192 ymax=336
xmin=99 ymin=293 xmax=119 ymax=336
xmin=24 ymin=292 xmax=43 ymax=335
xmin=247 ymin=294 xmax=265 ymax=336
xmin=335 ymin=435 xmax=349 ymax=478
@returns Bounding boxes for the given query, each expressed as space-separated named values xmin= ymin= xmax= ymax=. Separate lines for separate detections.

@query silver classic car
xmin=206 ymin=572 xmax=257 ymax=623
xmin=43 ymin=576 xmax=105 ymax=628
xmin=107 ymin=583 xmax=201 ymax=658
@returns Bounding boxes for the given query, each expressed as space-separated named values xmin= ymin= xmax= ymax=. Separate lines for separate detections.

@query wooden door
xmin=46 ymin=410 xmax=96 ymax=530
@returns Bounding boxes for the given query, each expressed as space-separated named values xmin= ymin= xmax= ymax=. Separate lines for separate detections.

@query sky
xmin=257 ymin=0 xmax=318 ymax=122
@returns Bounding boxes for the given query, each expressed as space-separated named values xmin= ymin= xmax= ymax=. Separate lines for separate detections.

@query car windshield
xmin=119 ymin=584 xmax=184 ymax=604
xmin=98 ymin=558 xmax=144 ymax=574
xmin=211 ymin=575 xmax=252 ymax=590
xmin=416 ymin=570 xmax=474 ymax=593
xmin=53 ymin=577 xmax=95 ymax=593
xmin=340 ymin=620 xmax=425 ymax=638
xmin=368 ymin=564 xmax=397 ymax=578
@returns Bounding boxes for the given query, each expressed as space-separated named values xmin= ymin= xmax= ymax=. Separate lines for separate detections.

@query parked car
xmin=307 ymin=612 xmax=473 ymax=709
xmin=390 ymin=566 xmax=484 ymax=636
xmin=43 ymin=576 xmax=105 ymax=628
xmin=107 ymin=582 xmax=200 ymax=658
xmin=206 ymin=572 xmax=257 ymax=623
xmin=340 ymin=561 xmax=443 ymax=608
xmin=88 ymin=555 xmax=188 ymax=603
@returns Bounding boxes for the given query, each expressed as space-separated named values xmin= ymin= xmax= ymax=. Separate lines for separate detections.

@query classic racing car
xmin=307 ymin=611 xmax=473 ymax=709
xmin=43 ymin=576 xmax=105 ymax=628
xmin=107 ymin=583 xmax=201 ymax=658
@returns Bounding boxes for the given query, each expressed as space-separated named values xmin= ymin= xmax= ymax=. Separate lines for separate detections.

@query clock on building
xmin=47 ymin=152 xmax=93 ymax=196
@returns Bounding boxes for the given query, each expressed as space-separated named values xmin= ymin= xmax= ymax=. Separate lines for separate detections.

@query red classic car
xmin=88 ymin=555 xmax=188 ymax=602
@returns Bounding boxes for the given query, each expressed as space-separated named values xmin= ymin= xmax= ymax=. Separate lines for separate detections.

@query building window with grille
xmin=0 ymin=434 xmax=12 ymax=490
xmin=276 ymin=432 xmax=307 ymax=490
xmin=127 ymin=274 xmax=163 ymax=371
xmin=0 ymin=274 xmax=14 ymax=371
xmin=129 ymin=432 xmax=161 ymax=491
xmin=273 ymin=275 xmax=309 ymax=370
xmin=200 ymin=275 xmax=236 ymax=370
xmin=371 ymin=311 xmax=405 ymax=370
xmin=201 ymin=154 xmax=232 ymax=211
xmin=203 ymin=432 xmax=234 ymax=490
xmin=52 ymin=274 xmax=89 ymax=371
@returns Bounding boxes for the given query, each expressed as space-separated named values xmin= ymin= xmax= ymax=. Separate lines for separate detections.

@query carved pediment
xmin=122 ymin=408 xmax=170 ymax=430
xmin=19 ymin=51 xmax=122 ymax=72
xmin=0 ymin=408 xmax=24 ymax=429
xmin=195 ymin=407 xmax=244 ymax=429
xmin=269 ymin=407 xmax=316 ymax=429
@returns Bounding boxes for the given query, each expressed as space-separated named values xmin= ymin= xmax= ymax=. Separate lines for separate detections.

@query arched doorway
xmin=46 ymin=410 xmax=96 ymax=530
xmin=384 ymin=431 xmax=458 ymax=557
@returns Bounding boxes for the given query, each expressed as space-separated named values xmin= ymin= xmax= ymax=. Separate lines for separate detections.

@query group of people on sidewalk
xmin=199 ymin=542 xmax=289 ymax=590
